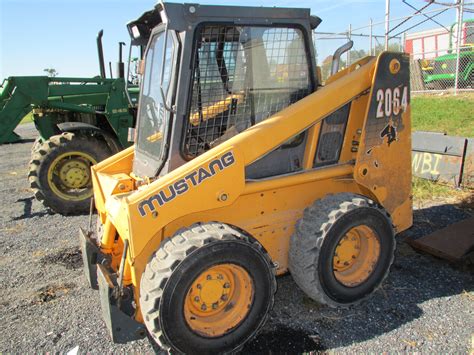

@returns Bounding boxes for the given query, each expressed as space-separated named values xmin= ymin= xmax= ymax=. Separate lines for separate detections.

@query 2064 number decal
xmin=376 ymin=86 xmax=409 ymax=119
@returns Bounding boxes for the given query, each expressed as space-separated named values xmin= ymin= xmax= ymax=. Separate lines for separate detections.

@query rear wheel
xmin=28 ymin=132 xmax=111 ymax=215
xmin=289 ymin=193 xmax=395 ymax=307
xmin=140 ymin=222 xmax=276 ymax=354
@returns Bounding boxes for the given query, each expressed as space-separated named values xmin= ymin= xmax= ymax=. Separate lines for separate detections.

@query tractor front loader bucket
xmin=0 ymin=77 xmax=49 ymax=144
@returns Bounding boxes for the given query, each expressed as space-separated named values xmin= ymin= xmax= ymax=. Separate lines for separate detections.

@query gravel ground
xmin=0 ymin=123 xmax=473 ymax=353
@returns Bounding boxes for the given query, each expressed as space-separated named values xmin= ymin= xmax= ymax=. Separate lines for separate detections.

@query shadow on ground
xmin=13 ymin=196 xmax=90 ymax=220
xmin=13 ymin=197 xmax=53 ymax=220
xmin=239 ymin=203 xmax=473 ymax=353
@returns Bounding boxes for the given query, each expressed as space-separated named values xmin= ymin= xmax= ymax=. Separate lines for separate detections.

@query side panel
xmin=164 ymin=170 xmax=363 ymax=275
xmin=354 ymin=52 xmax=412 ymax=232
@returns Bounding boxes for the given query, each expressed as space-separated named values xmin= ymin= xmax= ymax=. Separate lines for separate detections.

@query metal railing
xmin=313 ymin=1 xmax=473 ymax=94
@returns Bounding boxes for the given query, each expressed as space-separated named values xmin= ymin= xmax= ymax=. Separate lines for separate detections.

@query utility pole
xmin=370 ymin=18 xmax=374 ymax=55
xmin=454 ymin=0 xmax=464 ymax=95
xmin=385 ymin=0 xmax=390 ymax=50
xmin=347 ymin=24 xmax=352 ymax=65
xmin=455 ymin=0 xmax=460 ymax=25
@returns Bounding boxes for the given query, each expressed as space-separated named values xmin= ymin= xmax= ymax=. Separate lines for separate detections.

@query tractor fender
xmin=57 ymin=122 xmax=122 ymax=154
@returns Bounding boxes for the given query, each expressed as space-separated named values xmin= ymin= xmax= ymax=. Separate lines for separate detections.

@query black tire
xmin=140 ymin=222 xmax=277 ymax=354
xmin=28 ymin=132 xmax=111 ymax=215
xmin=289 ymin=193 xmax=395 ymax=307
xmin=31 ymin=137 xmax=44 ymax=156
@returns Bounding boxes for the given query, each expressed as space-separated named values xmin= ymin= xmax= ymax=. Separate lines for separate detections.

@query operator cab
xmin=127 ymin=2 xmax=321 ymax=178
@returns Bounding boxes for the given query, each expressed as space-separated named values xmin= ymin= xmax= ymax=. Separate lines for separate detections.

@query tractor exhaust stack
xmin=97 ymin=30 xmax=106 ymax=79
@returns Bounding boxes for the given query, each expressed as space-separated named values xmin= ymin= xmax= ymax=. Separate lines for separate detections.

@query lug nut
xmin=206 ymin=275 xmax=212 ymax=280
xmin=223 ymin=283 xmax=230 ymax=289
xmin=212 ymin=303 xmax=218 ymax=309
xmin=197 ymin=284 xmax=202 ymax=289
xmin=201 ymin=304 xmax=207 ymax=311
xmin=194 ymin=296 xmax=200 ymax=302
xmin=217 ymin=274 xmax=223 ymax=280
xmin=221 ymin=294 xmax=228 ymax=301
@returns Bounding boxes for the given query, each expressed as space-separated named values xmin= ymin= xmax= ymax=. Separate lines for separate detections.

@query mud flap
xmin=97 ymin=264 xmax=147 ymax=343
xmin=79 ymin=227 xmax=99 ymax=290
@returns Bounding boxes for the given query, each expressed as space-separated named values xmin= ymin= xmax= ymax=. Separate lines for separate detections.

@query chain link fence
xmin=313 ymin=2 xmax=473 ymax=94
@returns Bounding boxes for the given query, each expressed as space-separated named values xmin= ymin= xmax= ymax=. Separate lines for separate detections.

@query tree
xmin=372 ymin=43 xmax=402 ymax=56
xmin=43 ymin=68 xmax=58 ymax=77
xmin=320 ymin=55 xmax=347 ymax=82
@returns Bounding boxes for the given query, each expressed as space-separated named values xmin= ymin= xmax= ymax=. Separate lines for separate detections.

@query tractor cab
xmin=127 ymin=2 xmax=321 ymax=178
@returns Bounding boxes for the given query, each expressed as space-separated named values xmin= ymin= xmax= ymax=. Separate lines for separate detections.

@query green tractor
xmin=0 ymin=30 xmax=144 ymax=215
xmin=423 ymin=18 xmax=474 ymax=89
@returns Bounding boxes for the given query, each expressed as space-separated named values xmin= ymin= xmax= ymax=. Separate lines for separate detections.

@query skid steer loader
xmin=79 ymin=3 xmax=412 ymax=353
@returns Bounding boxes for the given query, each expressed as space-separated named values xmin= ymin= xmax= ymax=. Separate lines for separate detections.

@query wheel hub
xmin=333 ymin=225 xmax=381 ymax=287
xmin=188 ymin=269 xmax=232 ymax=314
xmin=334 ymin=232 xmax=361 ymax=272
xmin=47 ymin=150 xmax=98 ymax=201
xmin=58 ymin=159 xmax=90 ymax=188
xmin=184 ymin=264 xmax=254 ymax=338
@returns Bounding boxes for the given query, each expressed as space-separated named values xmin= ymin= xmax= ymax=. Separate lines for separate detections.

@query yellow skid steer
xmin=79 ymin=2 xmax=412 ymax=353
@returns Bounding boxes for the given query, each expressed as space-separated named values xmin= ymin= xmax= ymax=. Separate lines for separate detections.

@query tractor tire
xmin=289 ymin=193 xmax=395 ymax=307
xmin=28 ymin=132 xmax=111 ymax=215
xmin=140 ymin=222 xmax=277 ymax=354
xmin=31 ymin=137 xmax=44 ymax=156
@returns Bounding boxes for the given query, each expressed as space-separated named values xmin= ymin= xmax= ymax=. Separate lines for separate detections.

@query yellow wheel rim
xmin=333 ymin=225 xmax=381 ymax=287
xmin=184 ymin=264 xmax=254 ymax=338
xmin=47 ymin=151 xmax=97 ymax=201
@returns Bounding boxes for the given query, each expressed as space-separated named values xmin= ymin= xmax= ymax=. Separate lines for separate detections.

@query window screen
xmin=313 ymin=103 xmax=351 ymax=167
xmin=182 ymin=25 xmax=312 ymax=159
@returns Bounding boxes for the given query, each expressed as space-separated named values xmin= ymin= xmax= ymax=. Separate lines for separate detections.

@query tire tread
xmin=288 ymin=193 xmax=395 ymax=308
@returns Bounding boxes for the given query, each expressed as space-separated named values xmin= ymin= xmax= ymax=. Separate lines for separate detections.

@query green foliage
xmin=319 ymin=43 xmax=402 ymax=82
xmin=43 ymin=68 xmax=58 ymax=77
xmin=412 ymin=176 xmax=453 ymax=202
xmin=20 ymin=112 xmax=33 ymax=125
xmin=412 ymin=94 xmax=474 ymax=137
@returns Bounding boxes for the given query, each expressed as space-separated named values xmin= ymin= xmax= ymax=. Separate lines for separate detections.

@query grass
xmin=20 ymin=112 xmax=33 ymax=124
xmin=411 ymin=94 xmax=474 ymax=137
xmin=412 ymin=177 xmax=453 ymax=201
xmin=411 ymin=93 xmax=473 ymax=208
xmin=412 ymin=177 xmax=473 ymax=210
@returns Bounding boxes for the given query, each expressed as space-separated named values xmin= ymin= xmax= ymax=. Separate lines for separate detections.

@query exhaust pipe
xmin=97 ymin=30 xmax=106 ymax=79
xmin=117 ymin=42 xmax=126 ymax=79
xmin=331 ymin=41 xmax=354 ymax=75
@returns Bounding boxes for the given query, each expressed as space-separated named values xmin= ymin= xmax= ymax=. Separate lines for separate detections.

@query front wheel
xmin=31 ymin=137 xmax=44 ymax=156
xmin=140 ymin=223 xmax=276 ymax=354
xmin=289 ymin=193 xmax=395 ymax=307
xmin=28 ymin=132 xmax=111 ymax=215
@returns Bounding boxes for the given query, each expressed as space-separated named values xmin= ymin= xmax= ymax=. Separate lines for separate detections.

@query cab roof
xmin=127 ymin=2 xmax=321 ymax=45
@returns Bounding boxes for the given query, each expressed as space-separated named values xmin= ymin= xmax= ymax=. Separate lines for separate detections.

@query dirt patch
xmin=41 ymin=247 xmax=82 ymax=270
xmin=33 ymin=283 xmax=76 ymax=304
xmin=242 ymin=325 xmax=325 ymax=353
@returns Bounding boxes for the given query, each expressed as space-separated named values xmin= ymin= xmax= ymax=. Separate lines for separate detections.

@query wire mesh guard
xmin=409 ymin=20 xmax=474 ymax=92
xmin=183 ymin=25 xmax=312 ymax=159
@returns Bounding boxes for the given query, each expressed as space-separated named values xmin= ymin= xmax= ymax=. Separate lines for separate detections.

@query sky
xmin=0 ymin=0 xmax=466 ymax=79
